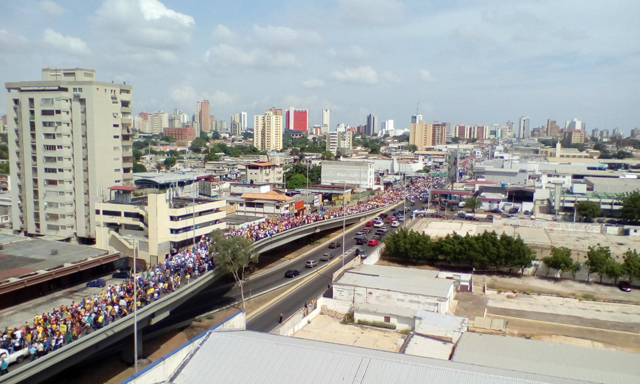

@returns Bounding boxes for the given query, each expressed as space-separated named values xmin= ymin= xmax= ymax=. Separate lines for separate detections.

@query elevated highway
xmin=1 ymin=205 xmax=393 ymax=384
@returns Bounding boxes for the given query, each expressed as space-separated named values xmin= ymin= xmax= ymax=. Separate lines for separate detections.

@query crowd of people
xmin=0 ymin=175 xmax=445 ymax=371
xmin=0 ymin=238 xmax=213 ymax=370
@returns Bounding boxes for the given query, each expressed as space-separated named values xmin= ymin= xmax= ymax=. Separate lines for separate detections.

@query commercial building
xmin=325 ymin=131 xmax=352 ymax=155
xmin=245 ymin=162 xmax=284 ymax=187
xmin=239 ymin=111 xmax=247 ymax=132
xmin=563 ymin=129 xmax=585 ymax=144
xmin=285 ymin=108 xmax=308 ymax=132
xmin=366 ymin=113 xmax=378 ymax=136
xmin=95 ymin=187 xmax=226 ymax=266
xmin=196 ymin=100 xmax=211 ymax=132
xmin=5 ymin=68 xmax=133 ymax=241
xmin=148 ymin=111 xmax=168 ymax=134
xmin=162 ymin=126 xmax=196 ymax=144
xmin=253 ymin=108 xmax=283 ymax=151
xmin=519 ymin=116 xmax=530 ymax=138
xmin=321 ymin=160 xmax=375 ymax=189
xmin=410 ymin=121 xmax=447 ymax=149
xmin=230 ymin=113 xmax=241 ymax=136
xmin=583 ymin=176 xmax=640 ymax=194
xmin=227 ymin=189 xmax=304 ymax=217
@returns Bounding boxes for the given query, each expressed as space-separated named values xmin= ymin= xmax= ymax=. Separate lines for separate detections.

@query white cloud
xmin=0 ymin=29 xmax=28 ymax=52
xmin=43 ymin=29 xmax=90 ymax=55
xmin=333 ymin=66 xmax=378 ymax=85
xmin=337 ymin=0 xmax=405 ymax=26
xmin=252 ymin=25 xmax=322 ymax=49
xmin=94 ymin=0 xmax=194 ymax=53
xmin=344 ymin=45 xmax=369 ymax=61
xmin=207 ymin=44 xmax=300 ymax=70
xmin=420 ymin=69 xmax=433 ymax=82
xmin=302 ymin=78 xmax=325 ymax=89
xmin=40 ymin=1 xmax=65 ymax=16
xmin=212 ymin=24 xmax=235 ymax=42
xmin=381 ymin=71 xmax=400 ymax=83
xmin=170 ymin=85 xmax=197 ymax=106
xmin=209 ymin=90 xmax=234 ymax=106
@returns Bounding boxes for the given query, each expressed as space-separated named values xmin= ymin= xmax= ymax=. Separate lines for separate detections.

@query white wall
xmin=333 ymin=285 xmax=450 ymax=313
xmin=354 ymin=311 xmax=414 ymax=331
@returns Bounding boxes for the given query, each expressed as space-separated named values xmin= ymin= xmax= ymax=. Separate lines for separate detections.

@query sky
xmin=1 ymin=0 xmax=639 ymax=133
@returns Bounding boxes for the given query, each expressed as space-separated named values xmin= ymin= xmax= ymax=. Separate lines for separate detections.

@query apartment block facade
xmin=254 ymin=108 xmax=283 ymax=151
xmin=409 ymin=121 xmax=447 ymax=150
xmin=5 ymin=68 xmax=133 ymax=241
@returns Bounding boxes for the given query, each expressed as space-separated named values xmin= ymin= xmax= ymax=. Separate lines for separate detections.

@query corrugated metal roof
xmin=354 ymin=303 xmax=417 ymax=319
xmin=404 ymin=334 xmax=455 ymax=360
xmin=414 ymin=311 xmax=467 ymax=338
xmin=337 ymin=271 xmax=453 ymax=299
xmin=172 ymin=330 xmax=588 ymax=384
xmin=452 ymin=333 xmax=640 ymax=384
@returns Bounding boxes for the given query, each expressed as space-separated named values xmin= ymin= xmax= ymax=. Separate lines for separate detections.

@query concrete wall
xmin=272 ymin=301 xmax=322 ymax=336
xmin=507 ymin=219 xmax=602 ymax=233
xmin=333 ymin=285 xmax=450 ymax=313
xmin=354 ymin=311 xmax=414 ymax=331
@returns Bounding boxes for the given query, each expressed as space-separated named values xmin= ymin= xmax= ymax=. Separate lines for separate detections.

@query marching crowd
xmin=0 ymin=175 xmax=444 ymax=372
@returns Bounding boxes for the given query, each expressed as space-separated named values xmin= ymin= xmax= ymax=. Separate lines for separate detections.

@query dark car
xmin=355 ymin=248 xmax=366 ymax=256
xmin=508 ymin=207 xmax=519 ymax=214
xmin=618 ymin=281 xmax=632 ymax=292
xmin=372 ymin=234 xmax=382 ymax=241
xmin=380 ymin=213 xmax=388 ymax=219
xmin=284 ymin=269 xmax=300 ymax=278
xmin=356 ymin=237 xmax=366 ymax=245
xmin=112 ymin=270 xmax=131 ymax=279
xmin=354 ymin=231 xmax=365 ymax=238
xmin=486 ymin=214 xmax=494 ymax=221
xmin=439 ymin=206 xmax=446 ymax=211
xmin=86 ymin=278 xmax=106 ymax=288
xmin=328 ymin=242 xmax=342 ymax=249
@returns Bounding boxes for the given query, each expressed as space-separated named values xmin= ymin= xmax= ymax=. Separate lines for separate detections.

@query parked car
xmin=618 ymin=281 xmax=632 ymax=292
xmin=372 ymin=234 xmax=382 ymax=241
xmin=354 ymin=231 xmax=365 ymax=238
xmin=391 ymin=221 xmax=399 ymax=228
xmin=355 ymin=248 xmax=366 ymax=256
xmin=373 ymin=221 xmax=385 ymax=228
xmin=0 ymin=347 xmax=29 ymax=365
xmin=328 ymin=242 xmax=341 ymax=249
xmin=508 ymin=207 xmax=519 ymax=214
xmin=365 ymin=221 xmax=374 ymax=227
xmin=86 ymin=278 xmax=106 ymax=288
xmin=305 ymin=260 xmax=318 ymax=268
xmin=284 ymin=269 xmax=300 ymax=278
xmin=457 ymin=212 xmax=466 ymax=218
xmin=486 ymin=214 xmax=494 ymax=221
xmin=368 ymin=239 xmax=379 ymax=246
xmin=320 ymin=253 xmax=334 ymax=261
xmin=362 ymin=228 xmax=371 ymax=234
xmin=356 ymin=237 xmax=366 ymax=245
xmin=112 ymin=270 xmax=131 ymax=279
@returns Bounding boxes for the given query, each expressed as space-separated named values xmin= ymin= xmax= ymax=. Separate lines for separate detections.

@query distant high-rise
xmin=518 ymin=117 xmax=530 ymax=138
xmin=254 ymin=108 xmax=283 ymax=151
xmin=6 ymin=68 xmax=133 ymax=240
xmin=409 ymin=121 xmax=446 ymax=149
xmin=600 ymin=129 xmax=609 ymax=140
xmin=149 ymin=111 xmax=169 ymax=134
xmin=565 ymin=118 xmax=585 ymax=132
xmin=197 ymin=100 xmax=211 ymax=132
xmin=366 ymin=114 xmax=378 ymax=136
xmin=230 ymin=113 xmax=241 ymax=136
xmin=411 ymin=114 xmax=423 ymax=124
xmin=612 ymin=127 xmax=622 ymax=138
xmin=325 ymin=131 xmax=352 ymax=155
xmin=321 ymin=109 xmax=330 ymax=134
xmin=286 ymin=108 xmax=308 ymax=131
xmin=381 ymin=120 xmax=394 ymax=133
xmin=591 ymin=128 xmax=600 ymax=140
xmin=240 ymin=111 xmax=247 ymax=132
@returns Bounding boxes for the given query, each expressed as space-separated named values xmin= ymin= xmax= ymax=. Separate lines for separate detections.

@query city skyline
xmin=1 ymin=0 xmax=639 ymax=133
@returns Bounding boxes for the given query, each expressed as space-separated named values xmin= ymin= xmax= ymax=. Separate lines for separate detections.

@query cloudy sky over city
xmin=1 ymin=0 xmax=638 ymax=132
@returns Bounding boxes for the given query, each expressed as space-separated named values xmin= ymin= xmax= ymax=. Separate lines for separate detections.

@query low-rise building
xmin=162 ymin=126 xmax=196 ymax=145
xmin=245 ymin=162 xmax=284 ymax=187
xmin=227 ymin=189 xmax=305 ymax=217
xmin=95 ymin=186 xmax=226 ymax=266
xmin=321 ymin=160 xmax=375 ymax=189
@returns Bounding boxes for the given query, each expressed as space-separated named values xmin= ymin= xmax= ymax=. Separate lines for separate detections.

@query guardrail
xmin=1 ymin=203 xmax=398 ymax=383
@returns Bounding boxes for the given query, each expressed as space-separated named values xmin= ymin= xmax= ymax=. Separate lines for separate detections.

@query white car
xmin=391 ymin=221 xmax=399 ymax=228
xmin=0 ymin=347 xmax=29 ymax=365
xmin=373 ymin=221 xmax=384 ymax=228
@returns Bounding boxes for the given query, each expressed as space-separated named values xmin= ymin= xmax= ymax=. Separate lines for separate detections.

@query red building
xmin=163 ymin=126 xmax=196 ymax=142
xmin=285 ymin=109 xmax=308 ymax=131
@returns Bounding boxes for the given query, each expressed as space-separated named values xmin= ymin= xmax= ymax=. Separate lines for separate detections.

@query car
xmin=284 ymin=269 xmax=300 ymax=278
xmin=373 ymin=221 xmax=384 ymax=228
xmin=365 ymin=221 xmax=374 ymax=227
xmin=508 ymin=207 xmax=519 ymax=214
xmin=354 ymin=231 xmax=365 ymax=238
xmin=359 ymin=252 xmax=368 ymax=259
xmin=486 ymin=214 xmax=494 ymax=221
xmin=490 ymin=208 xmax=501 ymax=214
xmin=386 ymin=216 xmax=395 ymax=222
xmin=320 ymin=253 xmax=334 ymax=261
xmin=618 ymin=281 xmax=632 ymax=292
xmin=0 ymin=347 xmax=29 ymax=365
xmin=508 ymin=214 xmax=518 ymax=219
xmin=305 ymin=260 xmax=318 ymax=268
xmin=372 ymin=234 xmax=382 ymax=240
xmin=112 ymin=270 xmax=131 ymax=279
xmin=380 ymin=213 xmax=388 ymax=219
xmin=356 ymin=238 xmax=366 ymax=245
xmin=391 ymin=221 xmax=399 ymax=228
xmin=355 ymin=248 xmax=366 ymax=256
xmin=457 ymin=212 xmax=466 ymax=218
xmin=397 ymin=216 xmax=405 ymax=222
xmin=328 ymin=242 xmax=341 ymax=249
xmin=439 ymin=206 xmax=446 ymax=211
xmin=86 ymin=278 xmax=106 ymax=288
xmin=368 ymin=239 xmax=379 ymax=246
xmin=379 ymin=226 xmax=389 ymax=232
xmin=362 ymin=228 xmax=371 ymax=234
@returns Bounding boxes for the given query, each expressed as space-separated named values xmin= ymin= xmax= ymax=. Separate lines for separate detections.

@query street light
xmin=342 ymin=180 xmax=347 ymax=267
xmin=192 ymin=176 xmax=197 ymax=247
xmin=122 ymin=235 xmax=139 ymax=374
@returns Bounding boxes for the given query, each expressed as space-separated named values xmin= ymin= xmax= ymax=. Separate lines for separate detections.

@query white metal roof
xmin=353 ymin=264 xmax=440 ymax=279
xmin=414 ymin=310 xmax=467 ymax=339
xmin=337 ymin=271 xmax=454 ymax=299
xmin=354 ymin=303 xmax=417 ymax=319
xmin=171 ymin=330 xmax=588 ymax=384
xmin=452 ymin=333 xmax=640 ymax=384
xmin=404 ymin=334 xmax=455 ymax=360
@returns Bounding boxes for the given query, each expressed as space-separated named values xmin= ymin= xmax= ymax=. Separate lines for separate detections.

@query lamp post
xmin=192 ymin=176 xmax=197 ymax=247
xmin=342 ymin=180 xmax=347 ymax=267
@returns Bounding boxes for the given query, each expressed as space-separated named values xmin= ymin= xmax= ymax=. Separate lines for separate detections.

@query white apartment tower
xmin=519 ymin=116 xmax=530 ymax=138
xmin=5 ymin=68 xmax=133 ymax=241
xmin=325 ymin=131 xmax=352 ymax=156
xmin=254 ymin=108 xmax=283 ymax=151
xmin=240 ymin=111 xmax=248 ymax=132
xmin=148 ymin=111 xmax=168 ymax=134
xmin=321 ymin=109 xmax=330 ymax=134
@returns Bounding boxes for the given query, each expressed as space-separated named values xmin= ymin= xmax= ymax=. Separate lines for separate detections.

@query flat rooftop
xmin=0 ymin=233 xmax=110 ymax=281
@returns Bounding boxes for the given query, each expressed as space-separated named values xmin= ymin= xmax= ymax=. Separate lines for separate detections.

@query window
xmin=384 ymin=316 xmax=391 ymax=323
xmin=113 ymin=135 xmax=120 ymax=139
xmin=41 ymin=110 xmax=55 ymax=116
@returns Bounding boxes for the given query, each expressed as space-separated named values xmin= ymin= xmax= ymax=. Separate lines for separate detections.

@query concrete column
xmin=121 ymin=329 xmax=143 ymax=365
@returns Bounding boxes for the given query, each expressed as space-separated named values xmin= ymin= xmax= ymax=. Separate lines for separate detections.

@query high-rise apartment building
xmin=1 ymin=114 xmax=7 ymax=133
xmin=366 ymin=114 xmax=378 ymax=136
xmin=409 ymin=121 xmax=447 ymax=149
xmin=230 ymin=113 xmax=241 ymax=136
xmin=630 ymin=128 xmax=640 ymax=139
xmin=411 ymin=114 xmax=423 ymax=124
xmin=565 ymin=118 xmax=585 ymax=132
xmin=196 ymin=100 xmax=211 ymax=132
xmin=148 ymin=111 xmax=168 ymax=134
xmin=5 ymin=68 xmax=133 ymax=241
xmin=286 ymin=108 xmax=308 ymax=132
xmin=240 ymin=111 xmax=247 ymax=132
xmin=612 ymin=127 xmax=622 ymax=138
xmin=325 ymin=131 xmax=352 ymax=156
xmin=321 ymin=109 xmax=330 ymax=134
xmin=254 ymin=108 xmax=283 ymax=151
xmin=591 ymin=128 xmax=600 ymax=140
xmin=563 ymin=129 xmax=585 ymax=144
xmin=381 ymin=120 xmax=394 ymax=134
xmin=600 ymin=129 xmax=609 ymax=140
xmin=519 ymin=117 xmax=530 ymax=138
xmin=134 ymin=112 xmax=149 ymax=133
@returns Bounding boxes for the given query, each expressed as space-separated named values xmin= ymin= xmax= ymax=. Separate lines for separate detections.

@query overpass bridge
xmin=1 ymin=205 xmax=394 ymax=384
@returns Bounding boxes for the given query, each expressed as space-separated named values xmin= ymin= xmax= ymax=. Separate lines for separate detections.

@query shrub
xmin=356 ymin=319 xmax=396 ymax=330
xmin=581 ymin=293 xmax=598 ymax=301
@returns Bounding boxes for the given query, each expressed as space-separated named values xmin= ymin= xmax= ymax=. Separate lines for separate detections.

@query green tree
xmin=622 ymin=249 xmax=640 ymax=281
xmin=619 ymin=190 xmax=640 ymax=223
xmin=407 ymin=144 xmax=418 ymax=152
xmin=464 ymin=196 xmax=482 ymax=213
xmin=586 ymin=245 xmax=612 ymax=282
xmin=0 ymin=162 xmax=9 ymax=174
xmin=604 ymin=259 xmax=624 ymax=284
xmin=189 ymin=137 xmax=209 ymax=153
xmin=164 ymin=156 xmax=177 ymax=169
xmin=321 ymin=151 xmax=334 ymax=160
xmin=286 ymin=173 xmax=307 ymax=189
xmin=209 ymin=229 xmax=256 ymax=310
xmin=133 ymin=163 xmax=147 ymax=173
xmin=575 ymin=201 xmax=602 ymax=222
xmin=542 ymin=247 xmax=576 ymax=278
xmin=212 ymin=131 xmax=222 ymax=140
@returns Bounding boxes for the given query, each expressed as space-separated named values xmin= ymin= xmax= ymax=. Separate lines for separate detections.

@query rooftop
xmin=241 ymin=190 xmax=292 ymax=202
xmin=338 ymin=269 xmax=453 ymax=299
xmin=133 ymin=172 xmax=211 ymax=186
xmin=166 ymin=330 xmax=587 ymax=384
xmin=452 ymin=333 xmax=640 ymax=384
xmin=246 ymin=162 xmax=277 ymax=167
xmin=354 ymin=302 xmax=417 ymax=319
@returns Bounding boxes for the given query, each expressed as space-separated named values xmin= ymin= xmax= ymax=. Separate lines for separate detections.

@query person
xmin=279 ymin=313 xmax=283 ymax=324
xmin=0 ymin=357 xmax=8 ymax=376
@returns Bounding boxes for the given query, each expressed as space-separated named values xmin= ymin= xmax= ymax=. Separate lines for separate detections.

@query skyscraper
xmin=254 ymin=108 xmax=283 ymax=151
xmin=321 ymin=109 xmax=330 ymax=134
xmin=519 ymin=117 xmax=530 ymax=138
xmin=366 ymin=114 xmax=378 ymax=136
xmin=411 ymin=114 xmax=423 ymax=124
xmin=148 ymin=111 xmax=168 ymax=134
xmin=230 ymin=113 xmax=241 ymax=136
xmin=286 ymin=108 xmax=309 ymax=131
xmin=5 ymin=68 xmax=133 ymax=241
xmin=240 ymin=111 xmax=247 ymax=132
xmin=196 ymin=100 xmax=211 ymax=132
xmin=409 ymin=121 xmax=447 ymax=149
